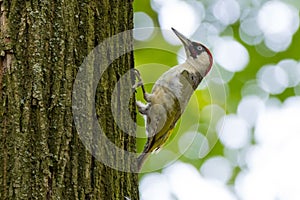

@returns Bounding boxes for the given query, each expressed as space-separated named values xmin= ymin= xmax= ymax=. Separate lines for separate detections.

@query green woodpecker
xmin=133 ymin=28 xmax=213 ymax=170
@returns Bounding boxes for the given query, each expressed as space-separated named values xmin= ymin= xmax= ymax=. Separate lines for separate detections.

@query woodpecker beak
xmin=171 ymin=27 xmax=194 ymax=57
xmin=172 ymin=28 xmax=192 ymax=47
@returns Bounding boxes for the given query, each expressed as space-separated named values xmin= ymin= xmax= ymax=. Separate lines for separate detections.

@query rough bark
xmin=0 ymin=0 xmax=138 ymax=199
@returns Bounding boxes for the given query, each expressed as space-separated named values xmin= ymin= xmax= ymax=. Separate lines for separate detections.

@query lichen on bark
xmin=0 ymin=0 xmax=138 ymax=199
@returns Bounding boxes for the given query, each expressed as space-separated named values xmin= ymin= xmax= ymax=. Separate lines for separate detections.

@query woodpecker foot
xmin=132 ymin=69 xmax=152 ymax=102
xmin=132 ymin=69 xmax=143 ymax=89
xmin=136 ymin=101 xmax=148 ymax=115
xmin=132 ymin=81 xmax=143 ymax=90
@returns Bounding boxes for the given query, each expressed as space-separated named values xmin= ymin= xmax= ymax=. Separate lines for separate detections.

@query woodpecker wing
xmin=138 ymin=66 xmax=204 ymax=170
xmin=137 ymin=87 xmax=179 ymax=170
xmin=142 ymin=67 xmax=203 ymax=154
xmin=142 ymin=86 xmax=180 ymax=153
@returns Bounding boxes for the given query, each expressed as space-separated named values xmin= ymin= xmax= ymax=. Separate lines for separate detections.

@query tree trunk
xmin=0 ymin=0 xmax=139 ymax=199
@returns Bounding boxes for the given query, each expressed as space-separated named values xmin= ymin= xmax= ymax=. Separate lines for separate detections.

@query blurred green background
xmin=133 ymin=0 xmax=300 ymax=199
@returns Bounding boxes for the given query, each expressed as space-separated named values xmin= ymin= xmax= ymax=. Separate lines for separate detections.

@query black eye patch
xmin=189 ymin=43 xmax=204 ymax=59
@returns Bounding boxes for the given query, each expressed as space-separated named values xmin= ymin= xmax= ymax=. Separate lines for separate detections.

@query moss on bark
xmin=0 ymin=0 xmax=138 ymax=199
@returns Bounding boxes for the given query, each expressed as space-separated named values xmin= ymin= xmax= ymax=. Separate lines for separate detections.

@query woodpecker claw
xmin=132 ymin=81 xmax=143 ymax=89
xmin=132 ymin=69 xmax=151 ymax=103
xmin=132 ymin=69 xmax=142 ymax=89
xmin=136 ymin=101 xmax=148 ymax=115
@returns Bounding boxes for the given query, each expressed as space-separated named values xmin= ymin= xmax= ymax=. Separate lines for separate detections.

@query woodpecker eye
xmin=197 ymin=46 xmax=202 ymax=51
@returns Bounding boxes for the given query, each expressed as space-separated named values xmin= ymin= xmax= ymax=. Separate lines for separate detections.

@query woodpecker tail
xmin=138 ymin=136 xmax=153 ymax=171
xmin=138 ymin=141 xmax=152 ymax=171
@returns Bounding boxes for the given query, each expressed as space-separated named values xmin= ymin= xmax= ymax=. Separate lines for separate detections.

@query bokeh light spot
xmin=241 ymin=80 xmax=269 ymax=100
xmin=255 ymin=96 xmax=300 ymax=145
xmin=278 ymin=59 xmax=300 ymax=87
xmin=239 ymin=16 xmax=264 ymax=45
xmin=257 ymin=0 xmax=299 ymax=52
xmin=241 ymin=17 xmax=262 ymax=37
xmin=257 ymin=64 xmax=289 ymax=94
xmin=164 ymin=162 xmax=237 ymax=200
xmin=213 ymin=0 xmax=240 ymax=25
xmin=258 ymin=1 xmax=296 ymax=35
xmin=217 ymin=115 xmax=250 ymax=149
xmin=235 ymin=97 xmax=300 ymax=200
xmin=178 ymin=131 xmax=210 ymax=159
xmin=237 ymin=95 xmax=265 ymax=127
xmin=214 ymin=38 xmax=249 ymax=72
xmin=200 ymin=156 xmax=233 ymax=183
xmin=140 ymin=173 xmax=173 ymax=200
xmin=158 ymin=0 xmax=204 ymax=45
xmin=201 ymin=104 xmax=226 ymax=127
xmin=133 ymin=12 xmax=155 ymax=41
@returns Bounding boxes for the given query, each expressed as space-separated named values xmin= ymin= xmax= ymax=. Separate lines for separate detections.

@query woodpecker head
xmin=172 ymin=27 xmax=213 ymax=76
